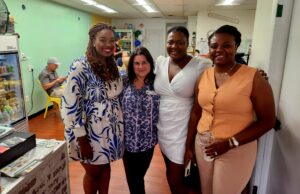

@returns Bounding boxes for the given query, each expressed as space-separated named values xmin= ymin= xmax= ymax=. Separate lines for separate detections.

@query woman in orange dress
xmin=184 ymin=25 xmax=276 ymax=194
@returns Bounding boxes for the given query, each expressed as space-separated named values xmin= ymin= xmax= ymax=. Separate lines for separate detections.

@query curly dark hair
xmin=86 ymin=23 xmax=119 ymax=81
xmin=208 ymin=25 xmax=241 ymax=47
xmin=127 ymin=46 xmax=155 ymax=83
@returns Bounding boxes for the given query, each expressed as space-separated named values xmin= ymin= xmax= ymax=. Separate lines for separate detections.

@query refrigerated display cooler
xmin=0 ymin=35 xmax=28 ymax=132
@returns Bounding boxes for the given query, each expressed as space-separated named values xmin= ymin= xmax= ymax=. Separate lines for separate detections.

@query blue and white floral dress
xmin=121 ymin=78 xmax=160 ymax=153
xmin=61 ymin=57 xmax=124 ymax=164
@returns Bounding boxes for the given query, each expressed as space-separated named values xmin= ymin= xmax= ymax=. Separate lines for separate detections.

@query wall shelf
xmin=115 ymin=29 xmax=134 ymax=53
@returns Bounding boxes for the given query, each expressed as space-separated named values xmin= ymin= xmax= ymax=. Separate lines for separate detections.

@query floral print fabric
xmin=61 ymin=57 xmax=124 ymax=164
xmin=121 ymin=78 xmax=159 ymax=153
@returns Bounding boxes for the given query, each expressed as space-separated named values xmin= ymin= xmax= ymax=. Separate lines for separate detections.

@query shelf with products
xmin=0 ymin=72 xmax=14 ymax=77
xmin=114 ymin=29 xmax=134 ymax=53
xmin=0 ymin=35 xmax=27 ymax=132
xmin=121 ymin=41 xmax=132 ymax=51
xmin=0 ymin=66 xmax=24 ymax=125
xmin=0 ymin=89 xmax=15 ymax=96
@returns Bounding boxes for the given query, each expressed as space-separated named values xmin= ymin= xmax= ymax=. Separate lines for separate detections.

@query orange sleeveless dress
xmin=195 ymin=65 xmax=258 ymax=194
xmin=197 ymin=65 xmax=257 ymax=138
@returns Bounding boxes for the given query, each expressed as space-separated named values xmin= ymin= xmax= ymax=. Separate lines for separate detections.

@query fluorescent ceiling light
xmin=135 ymin=0 xmax=157 ymax=12
xmin=215 ymin=0 xmax=239 ymax=6
xmin=136 ymin=0 xmax=147 ymax=5
xmin=223 ymin=0 xmax=235 ymax=5
xmin=81 ymin=0 xmax=117 ymax=13
xmin=94 ymin=4 xmax=117 ymax=13
xmin=81 ymin=0 xmax=97 ymax=5
xmin=143 ymin=5 xmax=156 ymax=12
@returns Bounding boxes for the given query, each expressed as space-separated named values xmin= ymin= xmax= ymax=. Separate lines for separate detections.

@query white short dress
xmin=154 ymin=56 xmax=211 ymax=164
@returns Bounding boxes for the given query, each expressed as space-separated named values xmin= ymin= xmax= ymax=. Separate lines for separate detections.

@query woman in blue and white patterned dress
xmin=120 ymin=47 xmax=160 ymax=194
xmin=61 ymin=23 xmax=124 ymax=194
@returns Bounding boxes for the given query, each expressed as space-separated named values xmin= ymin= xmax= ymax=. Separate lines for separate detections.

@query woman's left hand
xmin=204 ymin=139 xmax=231 ymax=159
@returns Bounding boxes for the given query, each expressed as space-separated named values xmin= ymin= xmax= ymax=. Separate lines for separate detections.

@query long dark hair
xmin=127 ymin=46 xmax=155 ymax=83
xmin=86 ymin=23 xmax=119 ymax=81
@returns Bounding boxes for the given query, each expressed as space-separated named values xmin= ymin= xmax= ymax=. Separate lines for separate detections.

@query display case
xmin=115 ymin=29 xmax=134 ymax=53
xmin=0 ymin=35 xmax=28 ymax=132
xmin=0 ymin=139 xmax=70 ymax=194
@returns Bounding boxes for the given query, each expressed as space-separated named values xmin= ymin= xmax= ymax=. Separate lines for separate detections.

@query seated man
xmin=39 ymin=57 xmax=66 ymax=97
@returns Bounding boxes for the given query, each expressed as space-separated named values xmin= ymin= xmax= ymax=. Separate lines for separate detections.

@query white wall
xmin=112 ymin=13 xmax=252 ymax=61
xmin=195 ymin=10 xmax=255 ymax=50
xmin=196 ymin=10 xmax=255 ymax=39
xmin=112 ymin=18 xmax=187 ymax=60
xmin=249 ymin=0 xmax=297 ymax=194
xmin=187 ymin=16 xmax=197 ymax=45
xmin=247 ymin=1 xmax=278 ymax=194
xmin=112 ymin=13 xmax=254 ymax=59
xmin=267 ymin=0 xmax=300 ymax=193
xmin=249 ymin=1 xmax=278 ymax=71
xmin=266 ymin=0 xmax=294 ymax=107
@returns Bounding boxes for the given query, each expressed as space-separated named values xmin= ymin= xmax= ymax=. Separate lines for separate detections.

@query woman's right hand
xmin=77 ymin=136 xmax=93 ymax=160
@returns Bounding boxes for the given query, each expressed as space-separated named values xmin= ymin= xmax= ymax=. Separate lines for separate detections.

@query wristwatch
xmin=231 ymin=137 xmax=239 ymax=147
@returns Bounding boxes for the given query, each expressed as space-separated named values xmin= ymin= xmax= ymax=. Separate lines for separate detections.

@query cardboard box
xmin=0 ymin=132 xmax=36 ymax=168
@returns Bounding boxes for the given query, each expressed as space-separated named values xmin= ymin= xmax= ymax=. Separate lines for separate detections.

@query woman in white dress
xmin=154 ymin=26 xmax=211 ymax=194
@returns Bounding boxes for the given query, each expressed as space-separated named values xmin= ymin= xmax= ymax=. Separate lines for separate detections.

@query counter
xmin=0 ymin=139 xmax=70 ymax=194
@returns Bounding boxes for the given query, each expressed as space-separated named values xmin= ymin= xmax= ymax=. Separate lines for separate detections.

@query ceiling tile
xmin=52 ymin=0 xmax=256 ymax=19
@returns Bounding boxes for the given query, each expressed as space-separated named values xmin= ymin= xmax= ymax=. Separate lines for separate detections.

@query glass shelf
xmin=0 ymin=72 xmax=14 ymax=77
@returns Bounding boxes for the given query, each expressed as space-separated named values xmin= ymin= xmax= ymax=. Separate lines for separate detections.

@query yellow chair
xmin=38 ymin=80 xmax=61 ymax=118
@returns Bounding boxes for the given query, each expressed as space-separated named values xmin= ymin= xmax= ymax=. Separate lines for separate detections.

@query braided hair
xmin=86 ymin=23 xmax=119 ymax=81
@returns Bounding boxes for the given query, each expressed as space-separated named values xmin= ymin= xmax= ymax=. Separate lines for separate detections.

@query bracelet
xmin=228 ymin=138 xmax=234 ymax=148
xmin=231 ymin=136 xmax=239 ymax=147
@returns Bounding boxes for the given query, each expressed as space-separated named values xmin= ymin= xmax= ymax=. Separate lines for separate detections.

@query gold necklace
xmin=217 ymin=63 xmax=237 ymax=77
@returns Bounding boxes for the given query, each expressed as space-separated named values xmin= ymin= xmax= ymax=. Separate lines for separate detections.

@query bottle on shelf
xmin=7 ymin=65 xmax=14 ymax=73
xmin=0 ymin=111 xmax=3 ymax=123
xmin=2 ymin=110 xmax=11 ymax=124
xmin=3 ymin=78 xmax=9 ymax=91
xmin=11 ymin=105 xmax=18 ymax=121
